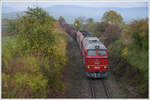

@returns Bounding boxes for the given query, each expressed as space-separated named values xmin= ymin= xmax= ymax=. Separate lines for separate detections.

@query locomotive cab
xmin=85 ymin=49 xmax=108 ymax=78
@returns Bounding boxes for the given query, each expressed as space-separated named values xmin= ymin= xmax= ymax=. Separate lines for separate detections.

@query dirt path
xmin=62 ymin=36 xmax=130 ymax=98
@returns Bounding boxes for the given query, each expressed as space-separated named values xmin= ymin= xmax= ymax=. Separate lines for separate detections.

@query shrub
xmin=101 ymin=24 xmax=122 ymax=46
xmin=129 ymin=18 xmax=148 ymax=49
xmin=15 ymin=7 xmax=56 ymax=57
xmin=108 ymin=18 xmax=148 ymax=97
xmin=2 ymin=7 xmax=68 ymax=98
xmin=2 ymin=56 xmax=48 ymax=98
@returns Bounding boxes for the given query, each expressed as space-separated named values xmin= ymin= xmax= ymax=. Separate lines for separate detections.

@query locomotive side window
xmin=88 ymin=50 xmax=96 ymax=56
xmin=98 ymin=50 xmax=106 ymax=56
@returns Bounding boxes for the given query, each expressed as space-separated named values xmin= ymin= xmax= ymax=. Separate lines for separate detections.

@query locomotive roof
xmin=82 ymin=37 xmax=106 ymax=50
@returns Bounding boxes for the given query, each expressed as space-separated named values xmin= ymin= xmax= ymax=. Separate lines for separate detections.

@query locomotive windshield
xmin=88 ymin=50 xmax=96 ymax=56
xmin=98 ymin=50 xmax=106 ymax=56
xmin=87 ymin=50 xmax=107 ymax=56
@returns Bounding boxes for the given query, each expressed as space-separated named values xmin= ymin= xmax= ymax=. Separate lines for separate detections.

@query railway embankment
xmin=108 ymin=41 xmax=148 ymax=98
xmin=97 ymin=18 xmax=148 ymax=98
xmin=60 ymin=18 xmax=148 ymax=98
xmin=62 ymin=36 xmax=90 ymax=98
xmin=62 ymin=35 xmax=129 ymax=98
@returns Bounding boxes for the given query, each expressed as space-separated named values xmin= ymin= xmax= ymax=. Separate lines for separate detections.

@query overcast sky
xmin=2 ymin=1 xmax=148 ymax=24
xmin=2 ymin=1 xmax=148 ymax=11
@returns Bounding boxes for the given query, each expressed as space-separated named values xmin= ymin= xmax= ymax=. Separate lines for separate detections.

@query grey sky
xmin=2 ymin=1 xmax=148 ymax=11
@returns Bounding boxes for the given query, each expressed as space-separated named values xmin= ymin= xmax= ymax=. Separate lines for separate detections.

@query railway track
xmin=101 ymin=79 xmax=111 ymax=98
xmin=88 ymin=79 xmax=96 ymax=98
xmin=88 ymin=78 xmax=111 ymax=98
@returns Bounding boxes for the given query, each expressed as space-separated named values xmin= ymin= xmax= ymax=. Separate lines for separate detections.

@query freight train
xmin=61 ymin=23 xmax=108 ymax=78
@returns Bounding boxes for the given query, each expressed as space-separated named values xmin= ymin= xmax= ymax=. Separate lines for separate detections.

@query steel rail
xmin=101 ymin=79 xmax=111 ymax=98
xmin=88 ymin=79 xmax=96 ymax=98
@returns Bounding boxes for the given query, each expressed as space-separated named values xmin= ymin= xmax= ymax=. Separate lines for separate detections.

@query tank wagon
xmin=76 ymin=30 xmax=108 ymax=78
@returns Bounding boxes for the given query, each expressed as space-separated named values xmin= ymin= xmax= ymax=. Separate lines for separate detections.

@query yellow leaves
xmin=2 ymin=73 xmax=9 ymax=88
xmin=121 ymin=29 xmax=132 ymax=45
xmin=2 ymin=8 xmax=68 ymax=98
xmin=102 ymin=10 xmax=123 ymax=25
xmin=48 ymin=47 xmax=52 ymax=54
xmin=122 ymin=47 xmax=128 ymax=57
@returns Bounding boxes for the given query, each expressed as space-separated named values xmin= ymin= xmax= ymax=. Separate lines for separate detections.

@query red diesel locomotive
xmin=61 ymin=23 xmax=108 ymax=78
xmin=76 ymin=30 xmax=108 ymax=78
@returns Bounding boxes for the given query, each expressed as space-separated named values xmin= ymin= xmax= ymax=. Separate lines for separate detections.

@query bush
xmin=94 ymin=22 xmax=109 ymax=37
xmin=2 ymin=56 xmax=48 ymax=98
xmin=2 ymin=7 xmax=68 ymax=98
xmin=15 ymin=7 xmax=56 ymax=57
xmin=2 ymin=36 xmax=67 ymax=98
xmin=2 ymin=37 xmax=48 ymax=98
xmin=108 ymin=18 xmax=148 ymax=97
xmin=101 ymin=24 xmax=122 ymax=46
xmin=129 ymin=18 xmax=148 ymax=49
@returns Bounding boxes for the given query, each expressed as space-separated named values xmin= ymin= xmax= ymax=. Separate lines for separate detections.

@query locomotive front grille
xmin=86 ymin=70 xmax=108 ymax=78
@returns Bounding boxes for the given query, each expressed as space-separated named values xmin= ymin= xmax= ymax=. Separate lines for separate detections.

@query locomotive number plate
xmin=95 ymin=67 xmax=100 ymax=69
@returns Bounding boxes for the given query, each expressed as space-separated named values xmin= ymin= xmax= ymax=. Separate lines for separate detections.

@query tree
xmin=120 ymin=29 xmax=132 ymax=45
xmin=86 ymin=18 xmax=93 ymax=24
xmin=101 ymin=24 xmax=121 ymax=46
xmin=3 ymin=7 xmax=68 ymax=98
xmin=74 ymin=17 xmax=86 ymax=30
xmin=58 ymin=16 xmax=66 ymax=25
xmin=94 ymin=22 xmax=109 ymax=37
xmin=74 ymin=18 xmax=81 ymax=30
xmin=78 ymin=17 xmax=86 ymax=25
xmin=16 ymin=7 xmax=56 ymax=57
xmin=7 ymin=19 xmax=21 ymax=36
xmin=128 ymin=18 xmax=148 ymax=49
xmin=102 ymin=10 xmax=124 ymax=26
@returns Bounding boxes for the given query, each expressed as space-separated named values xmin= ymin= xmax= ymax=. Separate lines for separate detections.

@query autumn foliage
xmin=101 ymin=24 xmax=121 ymax=46
xmin=81 ymin=10 xmax=148 ymax=97
xmin=2 ymin=7 xmax=68 ymax=98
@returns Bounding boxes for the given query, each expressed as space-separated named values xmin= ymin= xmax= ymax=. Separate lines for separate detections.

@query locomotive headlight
xmin=104 ymin=65 xmax=107 ymax=68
